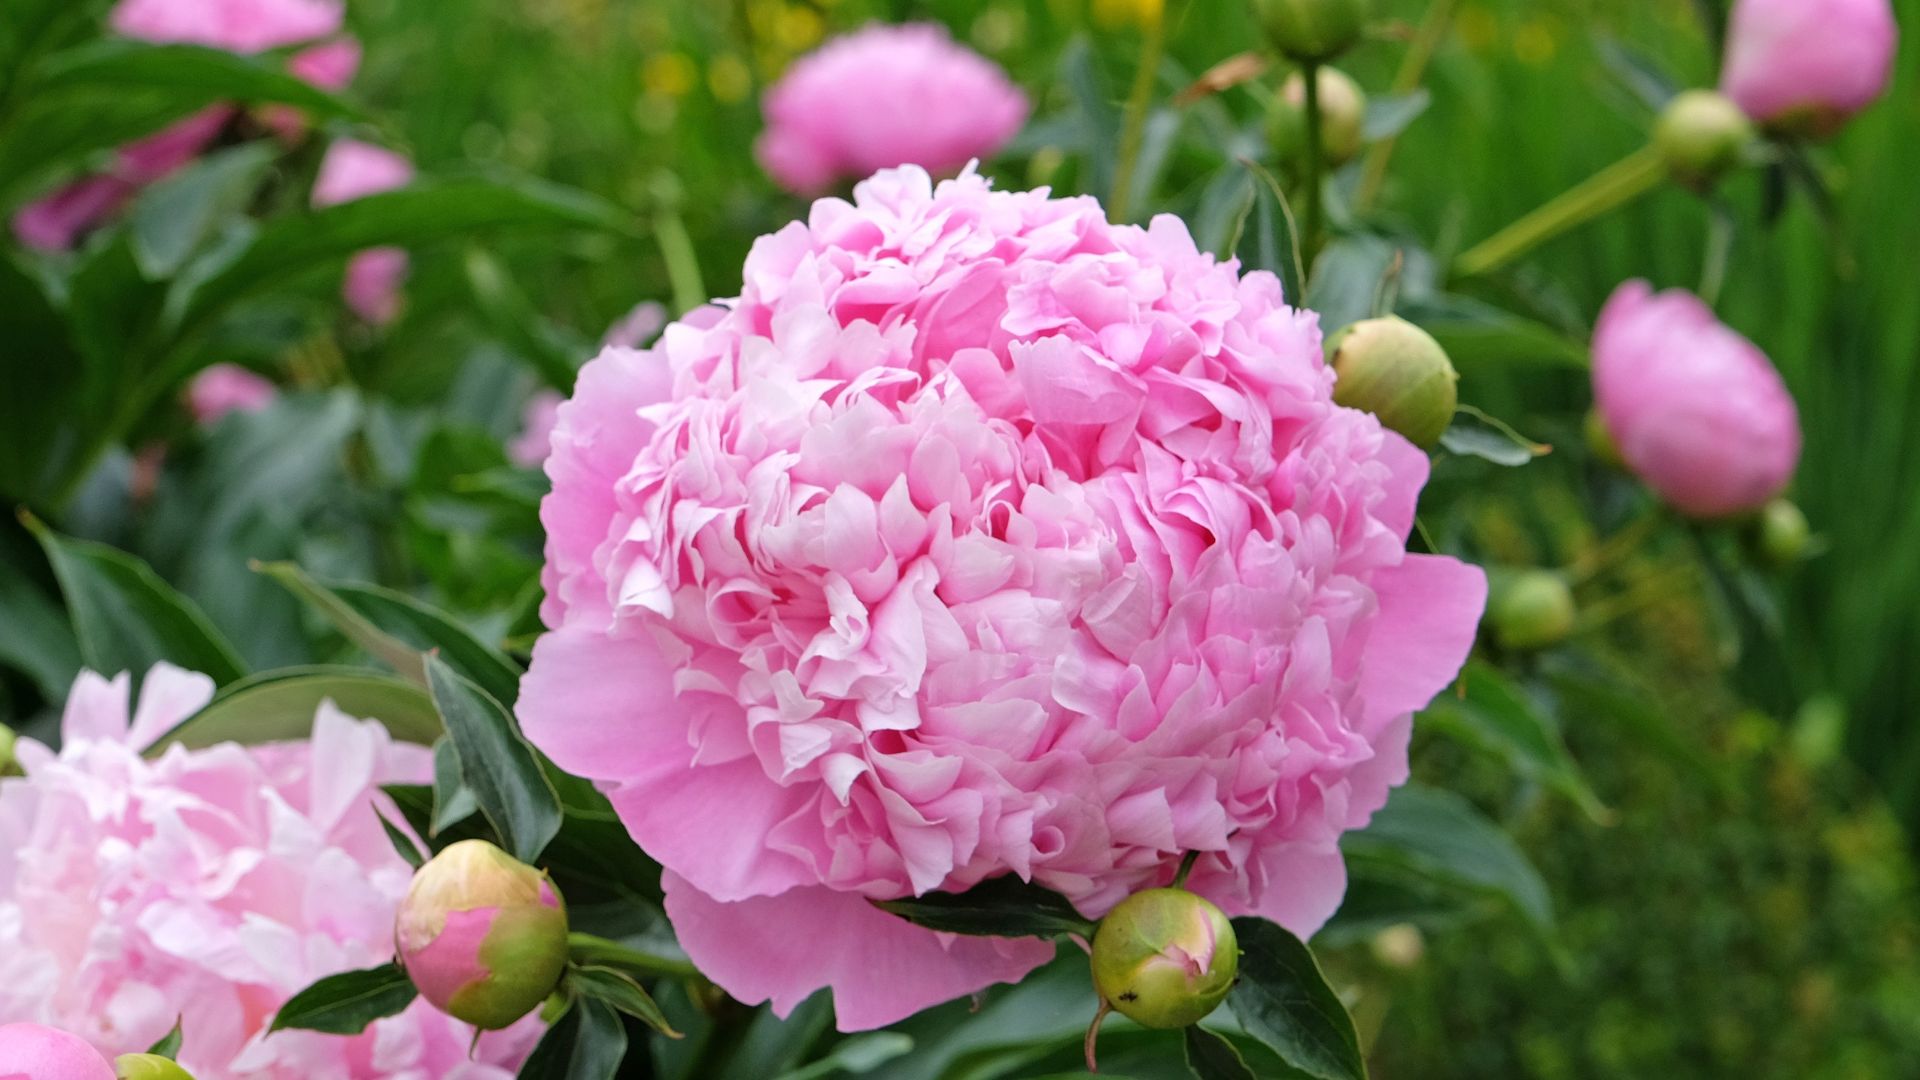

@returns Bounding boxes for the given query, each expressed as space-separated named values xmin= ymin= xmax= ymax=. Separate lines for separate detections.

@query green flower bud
xmin=115 ymin=1055 xmax=196 ymax=1080
xmin=1754 ymin=498 xmax=1810 ymax=566
xmin=1269 ymin=67 xmax=1369 ymax=170
xmin=396 ymin=839 xmax=570 ymax=1030
xmin=0 ymin=723 xmax=17 ymax=777
xmin=1654 ymin=89 xmax=1754 ymax=191
xmin=1327 ymin=316 xmax=1459 ymax=449
xmin=1252 ymin=0 xmax=1371 ymax=62
xmin=1090 ymin=889 xmax=1238 ymax=1029
xmin=1583 ymin=409 xmax=1623 ymax=469
xmin=1489 ymin=569 xmax=1576 ymax=651
xmin=1370 ymin=923 xmax=1425 ymax=970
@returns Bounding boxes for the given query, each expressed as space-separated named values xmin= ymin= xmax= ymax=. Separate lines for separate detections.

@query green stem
xmin=1108 ymin=5 xmax=1167 ymax=222
xmin=1699 ymin=202 xmax=1734 ymax=307
xmin=566 ymin=932 xmax=700 ymax=978
xmin=1301 ymin=60 xmax=1326 ymax=270
xmin=1356 ymin=0 xmax=1459 ymax=212
xmin=1454 ymin=145 xmax=1667 ymax=279
xmin=653 ymin=209 xmax=706 ymax=316
xmin=1170 ymin=849 xmax=1201 ymax=889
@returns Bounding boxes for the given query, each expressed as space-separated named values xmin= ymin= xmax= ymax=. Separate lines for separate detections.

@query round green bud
xmin=1489 ymin=569 xmax=1576 ymax=651
xmin=1754 ymin=498 xmax=1810 ymax=566
xmin=115 ymin=1055 xmax=196 ymax=1080
xmin=1090 ymin=888 xmax=1239 ymax=1029
xmin=1269 ymin=67 xmax=1369 ymax=170
xmin=1252 ymin=0 xmax=1371 ymax=63
xmin=1583 ymin=409 xmax=1623 ymax=470
xmin=1327 ymin=316 xmax=1459 ymax=448
xmin=1370 ymin=923 xmax=1425 ymax=970
xmin=396 ymin=839 xmax=570 ymax=1030
xmin=1654 ymin=89 xmax=1754 ymax=191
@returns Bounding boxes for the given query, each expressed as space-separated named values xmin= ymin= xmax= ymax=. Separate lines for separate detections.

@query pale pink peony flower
xmin=0 ymin=1023 xmax=115 ymax=1080
xmin=1721 ymin=0 xmax=1898 ymax=136
xmin=517 ymin=165 xmax=1486 ymax=1030
xmin=313 ymin=140 xmax=415 ymax=325
xmin=510 ymin=392 xmax=564 ymax=469
xmin=0 ymin=665 xmax=542 ymax=1077
xmin=11 ymin=0 xmax=357 ymax=251
xmin=186 ymin=363 xmax=277 ymax=426
xmin=1592 ymin=281 xmax=1801 ymax=518
xmin=756 ymin=24 xmax=1029 ymax=195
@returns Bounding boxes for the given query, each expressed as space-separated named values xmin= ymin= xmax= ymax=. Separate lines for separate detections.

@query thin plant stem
xmin=1084 ymin=999 xmax=1113 ymax=1073
xmin=1300 ymin=60 xmax=1326 ymax=270
xmin=1454 ymin=145 xmax=1667 ymax=279
xmin=1357 ymin=0 xmax=1459 ymax=212
xmin=1699 ymin=202 xmax=1734 ymax=307
xmin=1171 ymin=849 xmax=1201 ymax=889
xmin=653 ymin=210 xmax=706 ymax=316
xmin=1109 ymin=4 xmax=1168 ymax=221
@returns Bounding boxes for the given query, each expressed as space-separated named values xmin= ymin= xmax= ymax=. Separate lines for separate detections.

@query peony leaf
xmin=1340 ymin=784 xmax=1556 ymax=940
xmin=1421 ymin=661 xmax=1611 ymax=823
xmin=1438 ymin=406 xmax=1551 ymax=467
xmin=517 ymin=995 xmax=628 ymax=1080
xmin=34 ymin=40 xmax=362 ymax=118
xmin=268 ymin=961 xmax=417 ymax=1035
xmin=873 ymin=875 xmax=1096 ymax=939
xmin=147 ymin=667 xmax=442 ymax=753
xmin=145 ymin=1018 xmax=183 ymax=1059
xmin=769 ymin=1033 xmax=917 ymax=1080
xmin=431 ymin=737 xmax=480 ymax=836
xmin=1184 ymin=1025 xmax=1259 ymax=1080
xmin=1226 ymin=917 xmax=1367 ymax=1080
xmin=129 ymin=143 xmax=278 ymax=278
xmin=425 ymin=654 xmax=562 ymax=864
xmin=570 ymin=965 xmax=681 ymax=1038
xmin=376 ymin=806 xmax=425 ymax=870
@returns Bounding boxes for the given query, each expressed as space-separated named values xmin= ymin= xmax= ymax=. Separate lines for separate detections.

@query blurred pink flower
xmin=0 ymin=1023 xmax=115 ymax=1080
xmin=603 ymin=301 xmax=668 ymax=350
xmin=0 ymin=664 xmax=543 ymax=1077
xmin=186 ymin=363 xmax=277 ymax=426
xmin=313 ymin=140 xmax=415 ymax=325
xmin=1721 ymin=0 xmax=1898 ymax=136
xmin=510 ymin=392 xmax=563 ymax=469
xmin=756 ymin=24 xmax=1029 ymax=195
xmin=11 ymin=0 xmax=358 ymax=251
xmin=1592 ymin=281 xmax=1801 ymax=517
xmin=518 ymin=165 xmax=1485 ymax=1030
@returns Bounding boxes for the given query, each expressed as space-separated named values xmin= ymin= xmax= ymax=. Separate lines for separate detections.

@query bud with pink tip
xmin=0 ymin=1023 xmax=115 ymax=1080
xmin=395 ymin=839 xmax=570 ymax=1030
xmin=1720 ymin=0 xmax=1898 ymax=138
xmin=1591 ymin=281 xmax=1800 ymax=518
xmin=1090 ymin=889 xmax=1239 ymax=1029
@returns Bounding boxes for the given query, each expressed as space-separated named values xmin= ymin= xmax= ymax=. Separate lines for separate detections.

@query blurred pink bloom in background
xmin=0 ymin=665 xmax=542 ymax=1077
xmin=756 ymin=23 xmax=1029 ymax=195
xmin=518 ymin=166 xmax=1484 ymax=1030
xmin=1720 ymin=0 xmax=1898 ymax=136
xmin=313 ymin=139 xmax=416 ymax=325
xmin=510 ymin=392 xmax=563 ymax=469
xmin=186 ymin=363 xmax=278 ymax=426
xmin=1592 ymin=280 xmax=1802 ymax=518
xmin=0 ymin=1022 xmax=115 ymax=1080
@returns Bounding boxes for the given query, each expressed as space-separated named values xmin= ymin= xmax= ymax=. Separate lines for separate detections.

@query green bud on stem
xmin=1270 ymin=67 xmax=1369 ymax=170
xmin=1090 ymin=888 xmax=1239 ymax=1029
xmin=1328 ymin=316 xmax=1459 ymax=449
xmin=1654 ymin=89 xmax=1755 ymax=191
xmin=1489 ymin=569 xmax=1576 ymax=651
xmin=1252 ymin=0 xmax=1371 ymax=63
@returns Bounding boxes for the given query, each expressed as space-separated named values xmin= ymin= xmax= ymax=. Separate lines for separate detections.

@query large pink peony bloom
xmin=756 ymin=24 xmax=1029 ymax=196
xmin=0 ymin=665 xmax=542 ymax=1077
xmin=1721 ymin=0 xmax=1898 ymax=136
xmin=518 ymin=166 xmax=1485 ymax=1030
xmin=11 ymin=0 xmax=357 ymax=251
xmin=1592 ymin=281 xmax=1801 ymax=518
xmin=313 ymin=139 xmax=415 ymax=325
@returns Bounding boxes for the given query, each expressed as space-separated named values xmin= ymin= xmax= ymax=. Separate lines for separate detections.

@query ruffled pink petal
xmin=1356 ymin=554 xmax=1487 ymax=733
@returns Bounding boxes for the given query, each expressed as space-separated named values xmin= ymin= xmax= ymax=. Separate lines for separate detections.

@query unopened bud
xmin=1654 ymin=90 xmax=1754 ymax=191
xmin=1090 ymin=888 xmax=1239 ymax=1029
xmin=1328 ymin=316 xmax=1459 ymax=449
xmin=1754 ymin=498 xmax=1810 ymax=567
xmin=1269 ymin=67 xmax=1369 ymax=169
xmin=1489 ymin=569 xmax=1576 ymax=651
xmin=115 ymin=1055 xmax=196 ymax=1080
xmin=0 ymin=1023 xmax=115 ymax=1080
xmin=1370 ymin=923 xmax=1425 ymax=970
xmin=1252 ymin=0 xmax=1371 ymax=63
xmin=396 ymin=839 xmax=570 ymax=1030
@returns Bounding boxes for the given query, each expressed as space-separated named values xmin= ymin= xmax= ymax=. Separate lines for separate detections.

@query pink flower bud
xmin=395 ymin=840 xmax=570 ymax=1030
xmin=185 ymin=364 xmax=276 ymax=426
xmin=0 ymin=1023 xmax=115 ymax=1080
xmin=313 ymin=140 xmax=415 ymax=325
xmin=1721 ymin=0 xmax=1898 ymax=138
xmin=1089 ymin=889 xmax=1239 ymax=1029
xmin=1591 ymin=281 xmax=1800 ymax=518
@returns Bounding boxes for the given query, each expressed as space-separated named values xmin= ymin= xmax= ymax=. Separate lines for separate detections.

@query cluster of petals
xmin=312 ymin=139 xmax=417 ymax=325
xmin=755 ymin=23 xmax=1029 ymax=195
xmin=519 ymin=165 xmax=1485 ymax=1029
xmin=187 ymin=364 xmax=278 ymax=426
xmin=1592 ymin=281 xmax=1801 ymax=518
xmin=1720 ymin=0 xmax=1898 ymax=134
xmin=0 ymin=664 xmax=541 ymax=1077
xmin=12 ymin=0 xmax=358 ymax=251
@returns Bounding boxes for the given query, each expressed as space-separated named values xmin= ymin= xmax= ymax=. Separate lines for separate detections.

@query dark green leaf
xmin=145 ymin=1017 xmax=183 ymax=1058
xmin=0 ymin=255 xmax=81 ymax=501
xmin=35 ymin=40 xmax=359 ymax=119
xmin=770 ymin=1033 xmax=917 ymax=1080
xmin=426 ymin=654 xmax=561 ymax=864
xmin=570 ymin=964 xmax=681 ymax=1037
xmin=295 ymin=570 xmax=523 ymax=704
xmin=1438 ymin=406 xmax=1551 ymax=468
xmin=0 ymin=550 xmax=83 ymax=698
xmin=377 ymin=807 xmax=425 ymax=870
xmin=517 ymin=996 xmax=628 ymax=1080
xmin=255 ymin=561 xmax=425 ymax=685
xmin=1341 ymin=784 xmax=1555 ymax=937
xmin=1422 ymin=660 xmax=1609 ymax=821
xmin=0 ymin=89 xmax=203 ymax=212
xmin=1399 ymin=294 xmax=1588 ymax=369
xmin=148 ymin=667 xmax=441 ymax=753
xmin=1594 ymin=35 xmax=1679 ymax=113
xmin=1227 ymin=917 xmax=1366 ymax=1080
xmin=269 ymin=962 xmax=416 ymax=1035
xmin=431 ymin=737 xmax=480 ymax=835
xmin=130 ymin=142 xmax=277 ymax=278
xmin=874 ymin=875 xmax=1095 ymax=939
xmin=714 ymin=992 xmax=835 ymax=1080
xmin=1306 ymin=235 xmax=1402 ymax=336
xmin=1184 ymin=1026 xmax=1259 ymax=1080
xmin=26 ymin=513 xmax=247 ymax=686
xmin=1234 ymin=159 xmax=1304 ymax=301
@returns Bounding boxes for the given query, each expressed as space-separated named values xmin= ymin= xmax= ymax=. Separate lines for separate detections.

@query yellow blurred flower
xmin=643 ymin=52 xmax=697 ymax=99
xmin=1093 ymin=0 xmax=1163 ymax=28
xmin=710 ymin=53 xmax=753 ymax=105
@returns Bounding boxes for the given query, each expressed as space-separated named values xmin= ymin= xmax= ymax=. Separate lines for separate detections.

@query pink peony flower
xmin=11 ymin=0 xmax=356 ymax=250
xmin=0 ymin=665 xmax=543 ymax=1077
xmin=186 ymin=363 xmax=277 ymax=426
xmin=517 ymin=165 xmax=1485 ymax=1030
xmin=510 ymin=392 xmax=564 ymax=469
xmin=1592 ymin=280 xmax=1801 ymax=518
xmin=313 ymin=140 xmax=415 ymax=325
xmin=756 ymin=24 xmax=1029 ymax=195
xmin=0 ymin=1023 xmax=115 ymax=1080
xmin=1720 ymin=0 xmax=1898 ymax=136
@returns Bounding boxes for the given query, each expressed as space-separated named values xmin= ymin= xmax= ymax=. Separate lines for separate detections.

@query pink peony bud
xmin=0 ymin=1023 xmax=115 ymax=1080
xmin=395 ymin=840 xmax=571 ymax=1030
xmin=313 ymin=139 xmax=415 ymax=325
xmin=185 ymin=363 xmax=276 ymax=426
xmin=1720 ymin=0 xmax=1899 ymax=138
xmin=1089 ymin=889 xmax=1239 ymax=1029
xmin=510 ymin=391 xmax=564 ymax=469
xmin=1591 ymin=281 xmax=1800 ymax=518
xmin=112 ymin=1054 xmax=196 ymax=1080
